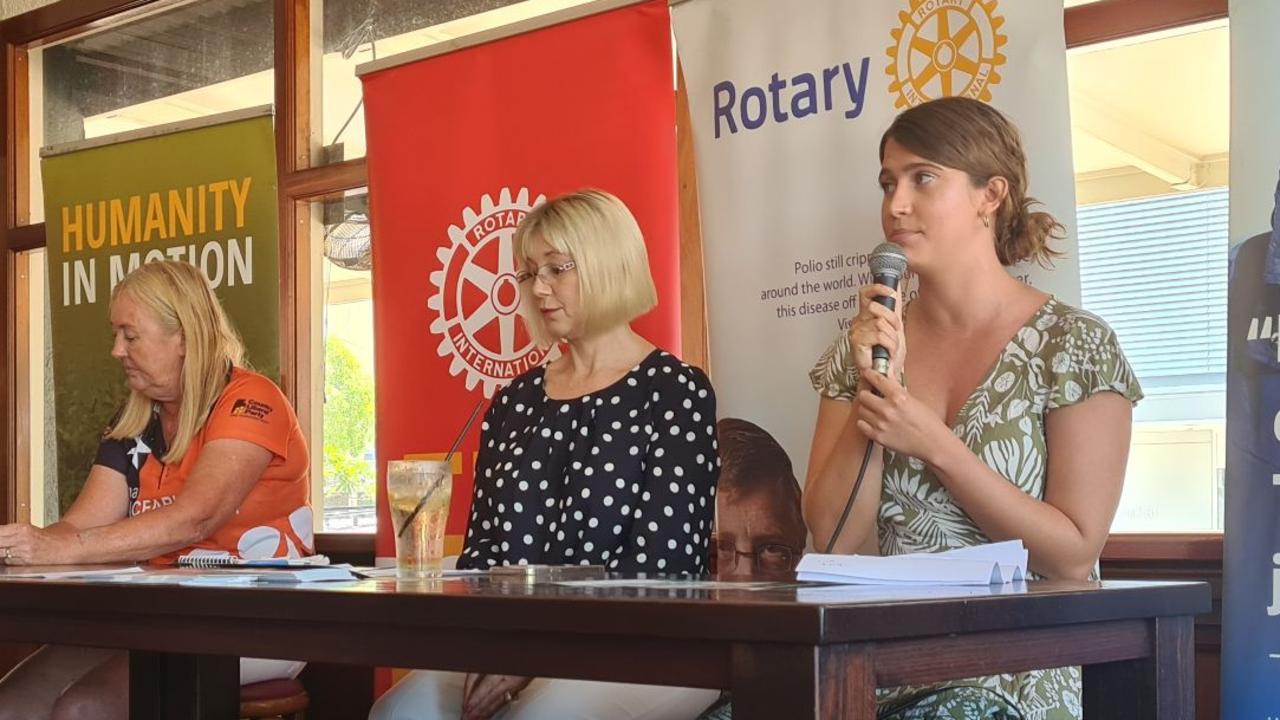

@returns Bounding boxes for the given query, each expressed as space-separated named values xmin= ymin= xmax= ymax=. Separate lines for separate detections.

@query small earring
xmin=981 ymin=214 xmax=990 ymax=229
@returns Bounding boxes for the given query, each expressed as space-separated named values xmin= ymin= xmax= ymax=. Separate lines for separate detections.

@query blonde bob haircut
xmin=513 ymin=189 xmax=658 ymax=347
xmin=106 ymin=261 xmax=245 ymax=463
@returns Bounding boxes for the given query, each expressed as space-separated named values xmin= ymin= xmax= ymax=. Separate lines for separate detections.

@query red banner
xmin=361 ymin=0 xmax=678 ymax=561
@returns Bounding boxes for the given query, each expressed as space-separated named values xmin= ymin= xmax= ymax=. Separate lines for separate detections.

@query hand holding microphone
xmin=848 ymin=243 xmax=909 ymax=382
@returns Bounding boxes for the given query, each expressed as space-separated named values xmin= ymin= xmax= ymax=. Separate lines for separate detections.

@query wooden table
xmin=0 ymin=573 xmax=1209 ymax=719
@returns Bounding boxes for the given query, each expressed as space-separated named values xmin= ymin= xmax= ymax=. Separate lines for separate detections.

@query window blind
xmin=1076 ymin=187 xmax=1228 ymax=382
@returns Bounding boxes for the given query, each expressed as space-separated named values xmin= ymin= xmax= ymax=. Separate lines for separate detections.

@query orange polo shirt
xmin=94 ymin=368 xmax=313 ymax=564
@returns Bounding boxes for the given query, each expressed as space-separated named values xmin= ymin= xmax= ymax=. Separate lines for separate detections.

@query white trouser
xmin=240 ymin=657 xmax=306 ymax=686
xmin=368 ymin=670 xmax=720 ymax=720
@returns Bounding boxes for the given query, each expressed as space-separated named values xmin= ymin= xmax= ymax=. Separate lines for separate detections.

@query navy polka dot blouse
xmin=458 ymin=350 xmax=719 ymax=574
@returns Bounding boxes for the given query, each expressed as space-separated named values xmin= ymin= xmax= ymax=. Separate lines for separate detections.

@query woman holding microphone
xmin=805 ymin=97 xmax=1141 ymax=719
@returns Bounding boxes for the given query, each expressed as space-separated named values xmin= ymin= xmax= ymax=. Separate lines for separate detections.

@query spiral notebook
xmin=176 ymin=551 xmax=331 ymax=568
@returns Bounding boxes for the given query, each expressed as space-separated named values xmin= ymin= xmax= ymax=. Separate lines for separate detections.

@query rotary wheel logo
xmin=885 ymin=0 xmax=1008 ymax=110
xmin=428 ymin=187 xmax=555 ymax=397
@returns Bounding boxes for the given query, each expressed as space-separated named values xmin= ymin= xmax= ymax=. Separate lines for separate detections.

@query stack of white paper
xmin=795 ymin=540 xmax=1029 ymax=586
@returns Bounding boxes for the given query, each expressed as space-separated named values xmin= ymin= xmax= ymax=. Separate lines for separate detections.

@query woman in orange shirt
xmin=0 ymin=260 xmax=312 ymax=720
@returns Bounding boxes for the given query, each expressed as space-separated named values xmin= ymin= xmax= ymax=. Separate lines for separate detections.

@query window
xmin=315 ymin=0 xmax=598 ymax=165
xmin=1077 ymin=190 xmax=1228 ymax=531
xmin=1078 ymin=189 xmax=1228 ymax=387
xmin=28 ymin=0 xmax=275 ymax=222
xmin=316 ymin=192 xmax=376 ymax=532
xmin=1068 ymin=20 xmax=1229 ymax=531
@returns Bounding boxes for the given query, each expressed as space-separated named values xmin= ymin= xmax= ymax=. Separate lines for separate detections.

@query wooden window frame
xmin=0 ymin=0 xmax=1229 ymax=561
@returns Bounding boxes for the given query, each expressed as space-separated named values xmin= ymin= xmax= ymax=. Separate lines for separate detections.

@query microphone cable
xmin=823 ymin=437 xmax=876 ymax=554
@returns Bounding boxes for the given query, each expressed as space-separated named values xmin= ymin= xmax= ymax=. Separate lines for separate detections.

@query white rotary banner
xmin=673 ymin=0 xmax=1079 ymax=483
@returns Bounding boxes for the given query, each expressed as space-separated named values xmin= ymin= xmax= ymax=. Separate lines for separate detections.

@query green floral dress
xmin=808 ymin=297 xmax=1142 ymax=720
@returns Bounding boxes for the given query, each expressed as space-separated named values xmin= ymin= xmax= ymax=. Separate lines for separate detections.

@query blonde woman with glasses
xmin=0 ymin=260 xmax=311 ymax=720
xmin=370 ymin=189 xmax=721 ymax=720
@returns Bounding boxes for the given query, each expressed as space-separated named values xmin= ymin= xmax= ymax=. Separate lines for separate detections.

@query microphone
xmin=868 ymin=243 xmax=908 ymax=377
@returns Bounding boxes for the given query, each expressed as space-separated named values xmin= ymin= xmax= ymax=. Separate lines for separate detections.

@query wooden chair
xmin=239 ymin=677 xmax=309 ymax=720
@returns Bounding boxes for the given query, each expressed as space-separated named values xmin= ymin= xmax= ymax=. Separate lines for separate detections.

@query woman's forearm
xmin=805 ymin=409 xmax=885 ymax=554
xmin=63 ymin=503 xmax=218 ymax=564
xmin=929 ymin=439 xmax=1101 ymax=580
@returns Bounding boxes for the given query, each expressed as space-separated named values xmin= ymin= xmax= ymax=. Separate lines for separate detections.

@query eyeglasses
xmin=515 ymin=260 xmax=576 ymax=285
xmin=712 ymin=538 xmax=801 ymax=574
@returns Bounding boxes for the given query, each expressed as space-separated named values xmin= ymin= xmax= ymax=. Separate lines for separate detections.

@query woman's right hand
xmin=848 ymin=284 xmax=905 ymax=380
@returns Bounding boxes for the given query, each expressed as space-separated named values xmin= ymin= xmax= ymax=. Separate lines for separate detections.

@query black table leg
xmin=129 ymin=650 xmax=238 ymax=720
